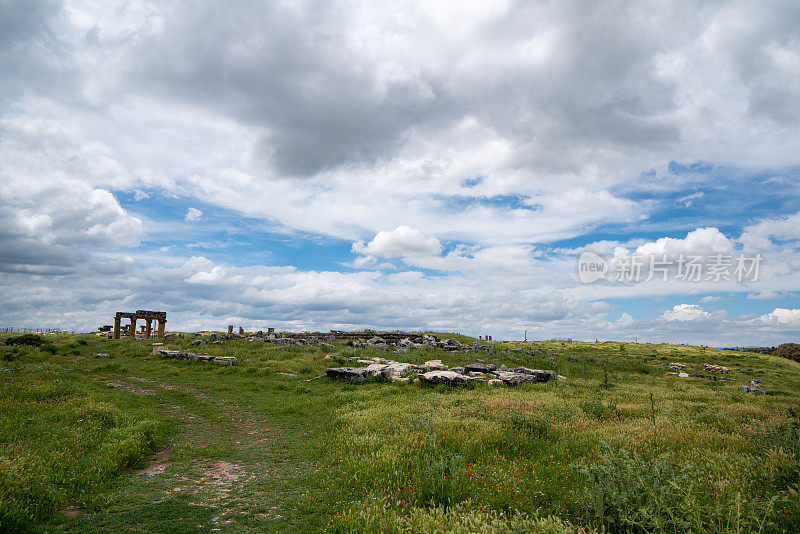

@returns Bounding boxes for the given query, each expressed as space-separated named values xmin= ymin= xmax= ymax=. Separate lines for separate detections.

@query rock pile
xmin=741 ymin=379 xmax=766 ymax=394
xmin=703 ymin=363 xmax=731 ymax=374
xmin=158 ymin=349 xmax=238 ymax=366
xmin=668 ymin=362 xmax=687 ymax=371
xmin=326 ymin=355 xmax=558 ymax=387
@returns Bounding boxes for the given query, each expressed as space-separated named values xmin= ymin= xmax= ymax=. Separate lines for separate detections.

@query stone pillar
xmin=488 ymin=335 xmax=492 ymax=341
xmin=129 ymin=317 xmax=136 ymax=338
xmin=145 ymin=320 xmax=152 ymax=339
xmin=157 ymin=320 xmax=165 ymax=338
xmin=113 ymin=315 xmax=121 ymax=339
xmin=152 ymin=343 xmax=163 ymax=357
xmin=228 ymin=325 xmax=233 ymax=334
xmin=238 ymin=326 xmax=244 ymax=335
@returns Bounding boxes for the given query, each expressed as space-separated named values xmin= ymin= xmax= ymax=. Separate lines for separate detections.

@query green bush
xmin=574 ymin=446 xmax=696 ymax=532
xmin=409 ymin=444 xmax=468 ymax=508
xmin=775 ymin=343 xmax=800 ymax=362
xmin=5 ymin=334 xmax=45 ymax=347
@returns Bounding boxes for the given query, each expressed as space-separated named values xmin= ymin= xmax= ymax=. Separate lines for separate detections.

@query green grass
xmin=1 ymin=333 xmax=799 ymax=532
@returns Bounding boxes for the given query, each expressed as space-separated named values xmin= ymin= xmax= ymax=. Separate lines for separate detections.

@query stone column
xmin=129 ymin=317 xmax=136 ymax=338
xmin=113 ymin=315 xmax=121 ymax=339
xmin=238 ymin=326 xmax=244 ymax=335
xmin=145 ymin=320 xmax=152 ymax=339
xmin=157 ymin=320 xmax=165 ymax=338
xmin=152 ymin=343 xmax=163 ymax=356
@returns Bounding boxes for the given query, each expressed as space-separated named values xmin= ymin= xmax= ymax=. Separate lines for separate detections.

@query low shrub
xmin=574 ymin=446 xmax=696 ymax=532
xmin=774 ymin=343 xmax=800 ymax=362
xmin=409 ymin=443 xmax=469 ymax=509
xmin=5 ymin=334 xmax=45 ymax=347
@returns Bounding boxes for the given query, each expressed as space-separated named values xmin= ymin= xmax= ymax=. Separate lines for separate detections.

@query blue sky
xmin=1 ymin=1 xmax=799 ymax=345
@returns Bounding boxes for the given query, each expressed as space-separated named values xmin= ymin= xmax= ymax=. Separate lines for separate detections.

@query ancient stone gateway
xmin=113 ymin=310 xmax=167 ymax=339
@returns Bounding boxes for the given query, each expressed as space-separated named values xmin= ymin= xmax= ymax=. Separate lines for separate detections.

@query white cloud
xmin=353 ymin=226 xmax=441 ymax=258
xmin=662 ymin=304 xmax=711 ymax=322
xmin=699 ymin=295 xmax=722 ymax=303
xmin=185 ymin=207 xmax=203 ymax=222
xmin=631 ymin=227 xmax=734 ymax=259
xmin=747 ymin=289 xmax=781 ymax=300
xmin=740 ymin=210 xmax=800 ymax=250
xmin=756 ymin=308 xmax=800 ymax=326
xmin=675 ymin=191 xmax=703 ymax=207
xmin=133 ymin=190 xmax=150 ymax=201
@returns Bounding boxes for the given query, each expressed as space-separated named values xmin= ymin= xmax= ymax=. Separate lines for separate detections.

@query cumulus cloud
xmin=185 ymin=207 xmax=203 ymax=222
xmin=631 ymin=227 xmax=735 ymax=259
xmin=662 ymin=304 xmax=712 ymax=322
xmin=756 ymin=308 xmax=800 ymax=326
xmin=352 ymin=226 xmax=441 ymax=258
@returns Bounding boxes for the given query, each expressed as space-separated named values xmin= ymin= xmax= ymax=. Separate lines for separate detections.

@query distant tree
xmin=774 ymin=343 xmax=800 ymax=362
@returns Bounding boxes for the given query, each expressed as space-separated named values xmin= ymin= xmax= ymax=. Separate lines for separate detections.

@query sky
xmin=1 ymin=0 xmax=800 ymax=345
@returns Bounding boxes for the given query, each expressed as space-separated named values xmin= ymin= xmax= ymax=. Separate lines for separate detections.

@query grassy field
xmin=1 ymin=332 xmax=798 ymax=533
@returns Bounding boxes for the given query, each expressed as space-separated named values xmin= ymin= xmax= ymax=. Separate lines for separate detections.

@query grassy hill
xmin=1 ymin=332 xmax=798 ymax=532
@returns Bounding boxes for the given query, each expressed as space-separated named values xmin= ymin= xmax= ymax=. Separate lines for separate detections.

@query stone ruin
xmin=112 ymin=310 xmax=167 ymax=339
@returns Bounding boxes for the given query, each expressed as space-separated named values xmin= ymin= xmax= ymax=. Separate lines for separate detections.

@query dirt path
xmin=70 ymin=372 xmax=328 ymax=532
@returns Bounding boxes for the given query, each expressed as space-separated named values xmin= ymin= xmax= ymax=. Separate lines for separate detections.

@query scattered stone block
xmin=326 ymin=367 xmax=372 ymax=382
xmin=511 ymin=367 xmax=557 ymax=382
xmin=381 ymin=362 xmax=418 ymax=378
xmin=422 ymin=360 xmax=448 ymax=372
xmin=418 ymin=370 xmax=473 ymax=386
xmin=464 ymin=362 xmax=497 ymax=373
xmin=703 ymin=363 xmax=731 ymax=374
xmin=669 ymin=363 xmax=686 ymax=371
